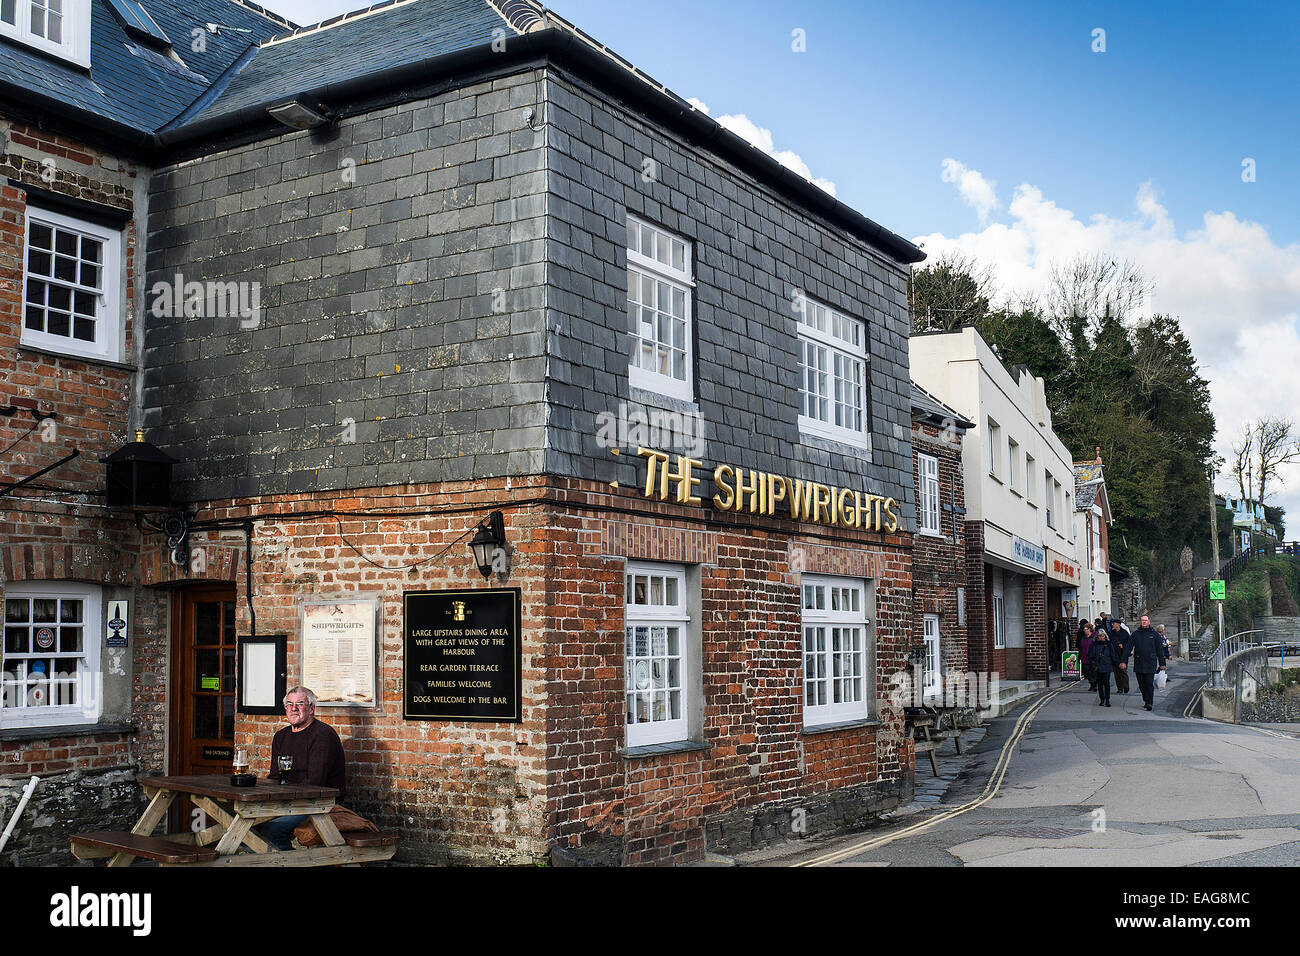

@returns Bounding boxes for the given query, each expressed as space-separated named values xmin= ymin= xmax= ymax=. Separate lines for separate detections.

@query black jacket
xmin=1125 ymin=626 xmax=1168 ymax=674
xmin=1088 ymin=638 xmax=1121 ymax=674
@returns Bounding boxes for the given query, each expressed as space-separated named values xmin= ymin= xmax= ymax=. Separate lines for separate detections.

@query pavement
xmin=741 ymin=660 xmax=1300 ymax=866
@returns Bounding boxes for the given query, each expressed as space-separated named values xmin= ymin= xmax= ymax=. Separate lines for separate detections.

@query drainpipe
xmin=0 ymin=776 xmax=40 ymax=856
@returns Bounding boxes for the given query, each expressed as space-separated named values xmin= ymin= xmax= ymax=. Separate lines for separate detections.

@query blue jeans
xmin=258 ymin=814 xmax=309 ymax=851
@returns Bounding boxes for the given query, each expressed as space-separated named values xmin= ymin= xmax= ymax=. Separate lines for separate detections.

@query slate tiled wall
xmin=143 ymin=65 xmax=915 ymax=524
xmin=143 ymin=71 xmax=549 ymax=502
xmin=541 ymin=71 xmax=916 ymax=529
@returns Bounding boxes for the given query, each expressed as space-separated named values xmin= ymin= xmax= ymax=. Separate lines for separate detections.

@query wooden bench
xmin=70 ymin=831 xmax=220 ymax=865
xmin=343 ymin=832 xmax=398 ymax=848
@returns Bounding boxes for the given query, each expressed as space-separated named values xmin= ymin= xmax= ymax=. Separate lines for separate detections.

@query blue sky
xmin=264 ymin=0 xmax=1300 ymax=523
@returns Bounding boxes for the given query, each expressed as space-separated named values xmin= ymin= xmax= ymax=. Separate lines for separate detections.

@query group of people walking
xmin=1077 ymin=614 xmax=1171 ymax=710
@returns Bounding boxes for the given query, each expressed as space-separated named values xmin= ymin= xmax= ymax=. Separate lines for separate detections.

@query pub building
xmin=0 ymin=0 xmax=928 ymax=866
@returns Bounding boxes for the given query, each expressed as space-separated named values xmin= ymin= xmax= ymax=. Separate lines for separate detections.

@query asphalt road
xmin=766 ymin=662 xmax=1300 ymax=867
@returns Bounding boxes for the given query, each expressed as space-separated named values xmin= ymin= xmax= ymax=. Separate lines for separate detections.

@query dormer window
xmin=0 ymin=0 xmax=91 ymax=67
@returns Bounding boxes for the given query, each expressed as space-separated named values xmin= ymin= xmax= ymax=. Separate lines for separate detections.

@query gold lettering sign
xmin=636 ymin=447 xmax=898 ymax=532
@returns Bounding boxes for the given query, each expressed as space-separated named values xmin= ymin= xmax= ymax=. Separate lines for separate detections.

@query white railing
xmin=1206 ymin=629 xmax=1266 ymax=688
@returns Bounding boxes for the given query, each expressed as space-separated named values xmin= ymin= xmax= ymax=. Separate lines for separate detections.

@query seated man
xmin=259 ymin=685 xmax=347 ymax=850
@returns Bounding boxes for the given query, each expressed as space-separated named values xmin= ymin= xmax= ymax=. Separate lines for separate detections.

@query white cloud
xmin=685 ymin=98 xmax=836 ymax=196
xmin=917 ymin=163 xmax=1300 ymax=528
xmin=940 ymin=158 xmax=1000 ymax=224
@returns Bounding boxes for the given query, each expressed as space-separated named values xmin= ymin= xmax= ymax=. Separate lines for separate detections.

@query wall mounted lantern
xmin=102 ymin=429 xmax=175 ymax=511
xmin=469 ymin=511 xmax=506 ymax=579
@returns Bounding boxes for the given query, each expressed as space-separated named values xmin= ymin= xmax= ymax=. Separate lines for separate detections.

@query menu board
xmin=299 ymin=598 xmax=378 ymax=706
xmin=403 ymin=589 xmax=521 ymax=722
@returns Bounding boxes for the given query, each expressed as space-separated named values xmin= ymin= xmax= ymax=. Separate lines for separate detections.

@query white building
xmin=910 ymin=327 xmax=1080 ymax=680
xmin=1073 ymin=459 xmax=1113 ymax=623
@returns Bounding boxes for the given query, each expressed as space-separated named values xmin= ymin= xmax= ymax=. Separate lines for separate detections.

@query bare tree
xmin=1045 ymin=253 xmax=1153 ymax=345
xmin=1252 ymin=416 xmax=1300 ymax=505
xmin=1230 ymin=422 xmax=1253 ymax=500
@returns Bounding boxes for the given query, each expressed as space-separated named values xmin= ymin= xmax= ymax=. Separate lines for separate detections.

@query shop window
xmin=0 ymin=0 xmax=92 ymax=67
xmin=801 ymin=575 xmax=870 ymax=726
xmin=23 ymin=206 xmax=122 ymax=363
xmin=918 ymin=453 xmax=940 ymax=535
xmin=626 ymin=215 xmax=693 ymax=402
xmin=797 ymin=298 xmax=869 ymax=446
xmin=2 ymin=582 xmax=102 ymax=729
xmin=624 ymin=562 xmax=690 ymax=747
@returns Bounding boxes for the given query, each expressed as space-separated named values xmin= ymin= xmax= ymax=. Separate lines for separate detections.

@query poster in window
xmin=299 ymin=597 xmax=379 ymax=707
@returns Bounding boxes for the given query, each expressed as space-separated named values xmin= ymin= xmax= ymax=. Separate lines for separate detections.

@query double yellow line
xmin=794 ymin=684 xmax=1070 ymax=867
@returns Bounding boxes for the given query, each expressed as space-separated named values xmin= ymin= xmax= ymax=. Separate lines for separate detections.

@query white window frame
xmin=626 ymin=215 xmax=693 ymax=402
xmin=0 ymin=0 xmax=91 ymax=68
xmin=1025 ymin=454 xmax=1036 ymax=505
xmin=1045 ymin=470 xmax=1055 ymax=528
xmin=624 ymin=561 xmax=690 ymax=747
xmin=1007 ymin=438 xmax=1019 ymax=492
xmin=2 ymin=581 xmax=102 ymax=729
xmin=922 ymin=614 xmax=941 ymax=697
xmin=987 ymin=419 xmax=1001 ymax=478
xmin=801 ymin=575 xmax=870 ymax=727
xmin=918 ymin=452 xmax=941 ymax=536
xmin=797 ymin=297 xmax=870 ymax=447
xmin=993 ymin=593 xmax=1006 ymax=649
xmin=22 ymin=206 xmax=122 ymax=363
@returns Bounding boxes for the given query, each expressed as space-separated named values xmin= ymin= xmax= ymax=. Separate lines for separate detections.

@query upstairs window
xmin=987 ymin=418 xmax=1002 ymax=478
xmin=22 ymin=206 xmax=121 ymax=363
xmin=627 ymin=215 xmax=693 ymax=402
xmin=797 ymin=299 xmax=869 ymax=446
xmin=918 ymin=453 xmax=941 ymax=535
xmin=1007 ymin=438 xmax=1019 ymax=492
xmin=0 ymin=0 xmax=91 ymax=67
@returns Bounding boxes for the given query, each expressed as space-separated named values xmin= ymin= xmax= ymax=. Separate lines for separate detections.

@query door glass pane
xmin=195 ymin=649 xmax=220 ymax=692
xmin=223 ymin=601 xmax=236 ymax=643
xmin=195 ymin=603 xmax=220 ymax=645
xmin=222 ymin=696 xmax=235 ymax=739
xmin=193 ymin=694 xmax=218 ymax=739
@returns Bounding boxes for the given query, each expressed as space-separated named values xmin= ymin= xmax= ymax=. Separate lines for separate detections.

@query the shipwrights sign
xmin=624 ymin=447 xmax=900 ymax=532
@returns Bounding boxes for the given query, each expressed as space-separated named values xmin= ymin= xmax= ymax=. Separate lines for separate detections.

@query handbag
xmin=1155 ymin=670 xmax=1167 ymax=690
xmin=292 ymin=805 xmax=380 ymax=847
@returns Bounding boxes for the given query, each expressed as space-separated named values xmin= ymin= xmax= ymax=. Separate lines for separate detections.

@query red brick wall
xmin=169 ymin=475 xmax=913 ymax=866
xmin=912 ymin=421 xmax=968 ymax=684
xmin=0 ymin=119 xmax=163 ymax=862
xmin=1025 ymin=573 xmax=1047 ymax=681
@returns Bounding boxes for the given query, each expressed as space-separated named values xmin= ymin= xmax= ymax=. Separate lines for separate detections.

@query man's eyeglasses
xmin=285 ymin=702 xmax=312 ymax=710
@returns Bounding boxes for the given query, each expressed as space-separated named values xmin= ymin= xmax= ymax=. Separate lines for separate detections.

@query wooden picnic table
xmin=70 ymin=774 xmax=396 ymax=867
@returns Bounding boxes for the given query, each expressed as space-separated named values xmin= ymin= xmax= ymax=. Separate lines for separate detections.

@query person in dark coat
xmin=1088 ymin=627 xmax=1120 ymax=706
xmin=1079 ymin=622 xmax=1096 ymax=691
xmin=1123 ymin=614 xmax=1168 ymax=711
xmin=1110 ymin=620 xmax=1131 ymax=694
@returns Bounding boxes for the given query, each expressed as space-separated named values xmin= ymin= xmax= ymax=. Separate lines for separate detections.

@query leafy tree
xmin=909 ymin=252 xmax=993 ymax=332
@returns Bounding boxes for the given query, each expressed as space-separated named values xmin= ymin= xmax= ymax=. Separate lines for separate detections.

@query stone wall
xmin=144 ymin=71 xmax=550 ymax=502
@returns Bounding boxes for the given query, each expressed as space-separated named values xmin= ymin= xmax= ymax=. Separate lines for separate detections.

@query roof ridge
xmin=220 ymin=0 xmax=300 ymax=32
xmin=258 ymin=0 xmax=459 ymax=47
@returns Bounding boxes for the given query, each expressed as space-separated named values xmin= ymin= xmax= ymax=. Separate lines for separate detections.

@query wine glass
xmin=233 ymin=748 xmax=250 ymax=776
xmin=277 ymin=754 xmax=293 ymax=784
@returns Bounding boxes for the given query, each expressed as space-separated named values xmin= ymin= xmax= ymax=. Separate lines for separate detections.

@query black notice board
xmin=403 ymin=588 xmax=522 ymax=722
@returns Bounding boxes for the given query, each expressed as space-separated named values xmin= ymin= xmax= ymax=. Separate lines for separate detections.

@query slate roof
xmin=2 ymin=0 xmax=924 ymax=263
xmin=0 ymin=0 xmax=290 ymax=135
xmin=910 ymin=382 xmax=974 ymax=430
xmin=174 ymin=0 xmax=508 ymax=129
xmin=1074 ymin=462 xmax=1106 ymax=515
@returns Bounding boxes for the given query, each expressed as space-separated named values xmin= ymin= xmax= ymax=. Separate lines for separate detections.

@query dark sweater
xmin=269 ymin=719 xmax=346 ymax=801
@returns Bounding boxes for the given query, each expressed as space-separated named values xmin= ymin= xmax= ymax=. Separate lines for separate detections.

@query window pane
xmin=32 ymin=599 xmax=57 ymax=623
xmin=5 ymin=599 xmax=29 ymax=623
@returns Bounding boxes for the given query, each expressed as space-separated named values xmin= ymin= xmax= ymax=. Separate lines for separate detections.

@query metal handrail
xmin=1205 ymin=629 xmax=1267 ymax=687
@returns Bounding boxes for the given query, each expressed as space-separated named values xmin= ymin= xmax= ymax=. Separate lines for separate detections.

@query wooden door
xmin=169 ymin=586 xmax=238 ymax=830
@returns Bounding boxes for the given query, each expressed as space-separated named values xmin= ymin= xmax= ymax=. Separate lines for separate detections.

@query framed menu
xmin=299 ymin=597 xmax=380 ymax=707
